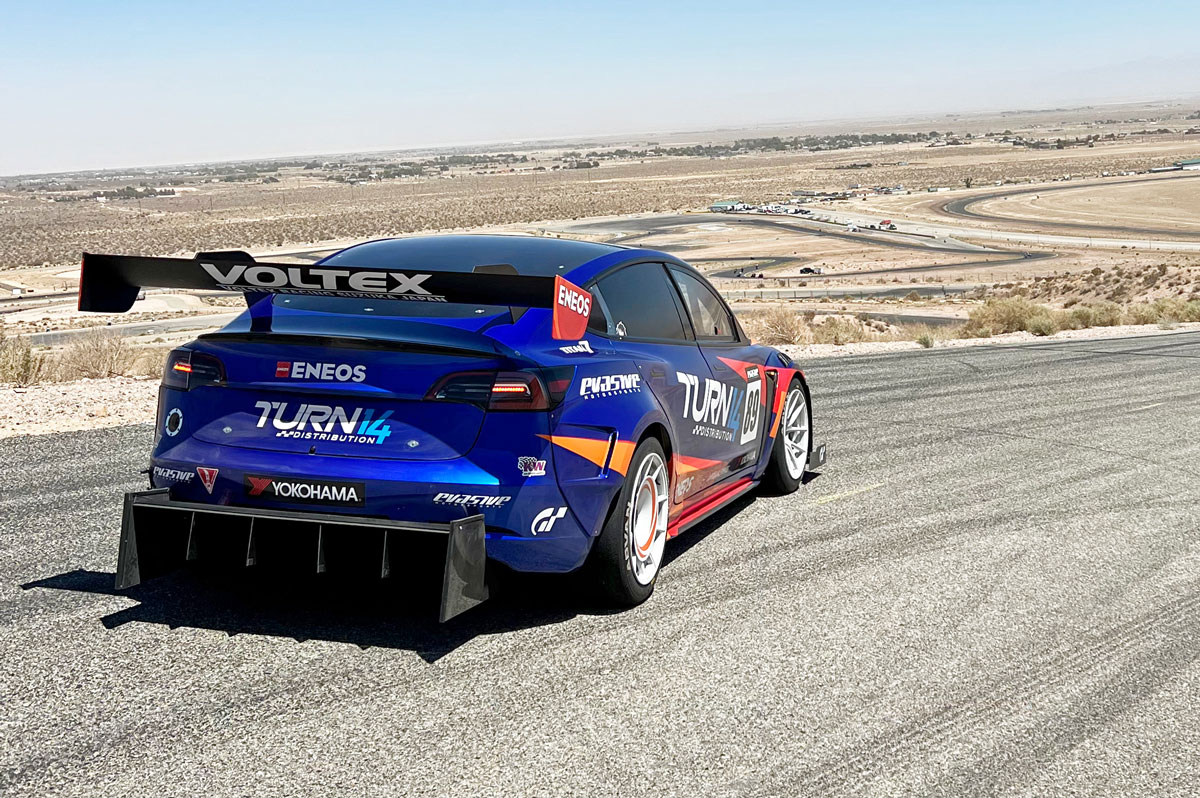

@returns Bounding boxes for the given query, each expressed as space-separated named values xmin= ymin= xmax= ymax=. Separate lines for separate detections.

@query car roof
xmin=318 ymin=234 xmax=626 ymax=278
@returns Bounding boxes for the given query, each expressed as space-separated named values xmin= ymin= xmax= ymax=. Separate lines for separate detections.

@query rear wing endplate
xmin=79 ymin=252 xmax=592 ymax=339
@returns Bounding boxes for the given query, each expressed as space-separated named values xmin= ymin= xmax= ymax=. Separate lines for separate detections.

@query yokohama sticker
xmin=244 ymin=474 xmax=365 ymax=507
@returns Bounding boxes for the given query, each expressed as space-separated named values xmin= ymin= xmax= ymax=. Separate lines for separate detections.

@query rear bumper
xmin=118 ymin=488 xmax=488 ymax=622
xmin=151 ymin=436 xmax=598 ymax=573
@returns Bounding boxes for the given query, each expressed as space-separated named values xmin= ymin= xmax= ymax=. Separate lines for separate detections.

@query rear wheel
xmin=591 ymin=438 xmax=669 ymax=606
xmin=763 ymin=378 xmax=812 ymax=494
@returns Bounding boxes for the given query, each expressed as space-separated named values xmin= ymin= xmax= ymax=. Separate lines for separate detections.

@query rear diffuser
xmin=116 ymin=489 xmax=488 ymax=622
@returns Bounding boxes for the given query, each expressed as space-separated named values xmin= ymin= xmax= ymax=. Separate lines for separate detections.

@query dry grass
xmin=751 ymin=305 xmax=814 ymax=345
xmin=962 ymin=296 xmax=1200 ymax=338
xmin=0 ymin=327 xmax=47 ymax=386
xmin=1 ymin=328 xmax=170 ymax=385
xmin=56 ymin=330 xmax=133 ymax=378
xmin=740 ymin=306 xmax=956 ymax=346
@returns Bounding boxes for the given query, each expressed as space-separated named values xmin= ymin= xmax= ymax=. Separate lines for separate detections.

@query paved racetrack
xmin=3 ymin=332 xmax=1200 ymax=796
xmin=938 ymin=172 xmax=1200 ymax=239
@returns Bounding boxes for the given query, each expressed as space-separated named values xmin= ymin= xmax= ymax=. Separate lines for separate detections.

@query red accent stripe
xmin=667 ymin=477 xmax=755 ymax=538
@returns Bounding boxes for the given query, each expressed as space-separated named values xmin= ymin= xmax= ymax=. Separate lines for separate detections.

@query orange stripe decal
xmin=539 ymin=434 xmax=637 ymax=476
xmin=768 ymin=367 xmax=797 ymax=438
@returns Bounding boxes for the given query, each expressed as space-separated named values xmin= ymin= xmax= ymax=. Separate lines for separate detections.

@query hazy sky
xmin=3 ymin=0 xmax=1199 ymax=175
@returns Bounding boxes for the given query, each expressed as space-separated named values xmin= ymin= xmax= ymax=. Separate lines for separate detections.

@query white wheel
xmin=591 ymin=438 xmax=669 ymax=606
xmin=781 ymin=386 xmax=811 ymax=480
xmin=625 ymin=450 xmax=669 ymax=586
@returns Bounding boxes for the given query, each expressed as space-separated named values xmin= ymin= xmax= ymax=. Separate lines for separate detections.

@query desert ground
xmin=3 ymin=100 xmax=1200 ymax=396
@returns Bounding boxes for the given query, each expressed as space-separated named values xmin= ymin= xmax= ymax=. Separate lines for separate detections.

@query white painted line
xmin=814 ymin=483 xmax=884 ymax=506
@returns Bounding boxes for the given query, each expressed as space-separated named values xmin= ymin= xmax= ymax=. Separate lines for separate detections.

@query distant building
xmin=1176 ymin=158 xmax=1200 ymax=170
xmin=709 ymin=200 xmax=740 ymax=212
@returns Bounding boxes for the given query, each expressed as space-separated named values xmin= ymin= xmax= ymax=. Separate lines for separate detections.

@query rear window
xmin=593 ymin=263 xmax=687 ymax=341
xmin=273 ymin=294 xmax=507 ymax=320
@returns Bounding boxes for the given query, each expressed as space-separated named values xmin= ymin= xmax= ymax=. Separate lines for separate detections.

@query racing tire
xmin=590 ymin=438 xmax=669 ymax=607
xmin=763 ymin=377 xmax=812 ymax=494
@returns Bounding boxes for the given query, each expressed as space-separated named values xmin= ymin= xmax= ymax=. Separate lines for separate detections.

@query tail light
xmin=426 ymin=367 xmax=574 ymax=411
xmin=163 ymin=348 xmax=225 ymax=390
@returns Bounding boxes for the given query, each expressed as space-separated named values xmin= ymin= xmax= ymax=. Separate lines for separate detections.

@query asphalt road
xmin=940 ymin=172 xmax=1200 ymax=239
xmin=4 ymin=332 xmax=1200 ymax=795
xmin=28 ymin=313 xmax=239 ymax=346
xmin=559 ymin=213 xmax=1051 ymax=279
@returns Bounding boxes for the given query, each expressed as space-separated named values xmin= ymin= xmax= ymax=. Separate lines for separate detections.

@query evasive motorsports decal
xmin=245 ymin=474 xmax=365 ymax=507
xmin=153 ymin=466 xmax=194 ymax=484
xmin=580 ymin=373 xmax=641 ymax=399
xmin=254 ymin=401 xmax=393 ymax=444
xmin=434 ymin=493 xmax=512 ymax=509
xmin=200 ymin=262 xmax=447 ymax=302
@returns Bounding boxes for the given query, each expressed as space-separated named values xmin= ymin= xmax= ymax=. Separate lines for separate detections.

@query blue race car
xmin=79 ymin=235 xmax=825 ymax=620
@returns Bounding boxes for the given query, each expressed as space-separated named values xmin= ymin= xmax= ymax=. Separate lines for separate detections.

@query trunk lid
xmin=187 ymin=327 xmax=516 ymax=461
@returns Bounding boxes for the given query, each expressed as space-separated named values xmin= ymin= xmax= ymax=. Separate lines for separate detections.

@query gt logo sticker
xmin=531 ymin=506 xmax=568 ymax=535
xmin=551 ymin=276 xmax=591 ymax=340
xmin=518 ymin=456 xmax=547 ymax=477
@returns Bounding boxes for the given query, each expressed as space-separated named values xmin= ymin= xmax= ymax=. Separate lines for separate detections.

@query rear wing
xmin=78 ymin=252 xmax=592 ymax=339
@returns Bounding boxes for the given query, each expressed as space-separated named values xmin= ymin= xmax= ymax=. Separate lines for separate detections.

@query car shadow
xmin=20 ymin=565 xmax=605 ymax=663
xmin=21 ymin=472 xmax=824 ymax=663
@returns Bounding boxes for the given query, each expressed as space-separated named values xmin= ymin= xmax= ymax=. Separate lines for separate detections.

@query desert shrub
xmin=962 ymin=297 xmax=1054 ymax=337
xmin=811 ymin=317 xmax=869 ymax=346
xmin=745 ymin=306 xmax=813 ymax=345
xmin=915 ymin=332 xmax=935 ymax=348
xmin=1066 ymin=306 xmax=1095 ymax=329
xmin=55 ymin=329 xmax=133 ymax=379
xmin=129 ymin=346 xmax=170 ymax=378
xmin=904 ymin=290 xmax=921 ymax=302
xmin=1026 ymin=315 xmax=1058 ymax=336
xmin=1089 ymin=301 xmax=1123 ymax=326
xmin=1122 ymin=303 xmax=1160 ymax=326
xmin=0 ymin=330 xmax=47 ymax=386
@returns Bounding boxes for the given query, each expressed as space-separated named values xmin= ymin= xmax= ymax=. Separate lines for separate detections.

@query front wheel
xmin=590 ymin=438 xmax=669 ymax=606
xmin=763 ymin=378 xmax=812 ymax=494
